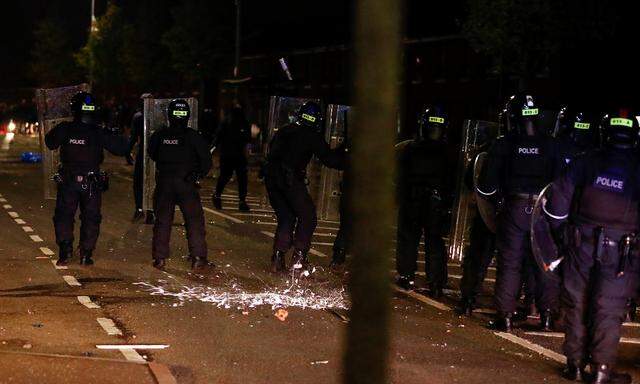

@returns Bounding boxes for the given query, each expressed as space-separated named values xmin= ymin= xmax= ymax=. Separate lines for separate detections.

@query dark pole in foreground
xmin=344 ymin=1 xmax=400 ymax=383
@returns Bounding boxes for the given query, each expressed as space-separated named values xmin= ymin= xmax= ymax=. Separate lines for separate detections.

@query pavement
xmin=1 ymin=134 xmax=639 ymax=383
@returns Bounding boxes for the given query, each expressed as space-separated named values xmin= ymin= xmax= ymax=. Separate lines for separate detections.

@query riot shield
xmin=472 ymin=152 xmax=497 ymax=233
xmin=448 ymin=120 xmax=499 ymax=262
xmin=316 ymin=104 xmax=352 ymax=221
xmin=36 ymin=83 xmax=91 ymax=200
xmin=530 ymin=183 xmax=562 ymax=280
xmin=142 ymin=97 xmax=199 ymax=213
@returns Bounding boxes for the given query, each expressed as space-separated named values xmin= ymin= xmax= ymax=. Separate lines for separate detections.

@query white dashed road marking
xmin=52 ymin=260 xmax=68 ymax=270
xmin=40 ymin=247 xmax=55 ymax=256
xmin=62 ymin=275 xmax=81 ymax=287
xmin=202 ymin=206 xmax=245 ymax=224
xmin=394 ymin=286 xmax=451 ymax=311
xmin=0 ymin=198 xmax=6 ymax=203
xmin=22 ymin=226 xmax=33 ymax=232
xmin=96 ymin=344 xmax=170 ymax=350
xmin=311 ymin=242 xmax=335 ymax=246
xmin=119 ymin=349 xmax=146 ymax=362
xmin=495 ymin=332 xmax=565 ymax=364
xmin=3 ymin=204 xmax=12 ymax=209
xmin=97 ymin=318 xmax=123 ymax=336
xmin=15 ymin=218 xmax=26 ymax=224
xmin=8 ymin=212 xmax=19 ymax=218
xmin=78 ymin=296 xmax=101 ymax=309
xmin=29 ymin=235 xmax=43 ymax=242
xmin=525 ymin=331 xmax=640 ymax=345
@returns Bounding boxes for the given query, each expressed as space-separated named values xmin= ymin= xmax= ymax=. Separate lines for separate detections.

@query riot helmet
xmin=70 ymin=92 xmax=98 ymax=124
xmin=167 ymin=99 xmax=190 ymax=128
xmin=601 ymin=110 xmax=640 ymax=149
xmin=416 ymin=105 xmax=447 ymax=142
xmin=296 ymin=101 xmax=323 ymax=130
xmin=505 ymin=93 xmax=540 ymax=137
xmin=554 ymin=105 xmax=597 ymax=148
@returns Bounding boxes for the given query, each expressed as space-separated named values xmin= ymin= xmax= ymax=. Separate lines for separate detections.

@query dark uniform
xmin=45 ymin=92 xmax=128 ymax=266
xmin=266 ymin=101 xmax=345 ymax=272
xmin=478 ymin=94 xmax=562 ymax=331
xmin=129 ymin=109 xmax=145 ymax=221
xmin=148 ymin=99 xmax=213 ymax=270
xmin=554 ymin=106 xmax=599 ymax=166
xmin=212 ymin=106 xmax=251 ymax=211
xmin=545 ymin=113 xmax=640 ymax=384
xmin=396 ymin=105 xmax=450 ymax=297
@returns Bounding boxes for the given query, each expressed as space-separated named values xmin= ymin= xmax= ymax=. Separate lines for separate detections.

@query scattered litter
xmin=275 ymin=309 xmax=289 ymax=321
xmin=311 ymin=360 xmax=329 ymax=365
xmin=22 ymin=343 xmax=32 ymax=349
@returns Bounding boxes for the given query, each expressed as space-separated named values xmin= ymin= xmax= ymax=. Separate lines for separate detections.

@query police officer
xmin=148 ymin=100 xmax=213 ymax=271
xmin=544 ymin=111 xmax=640 ymax=383
xmin=395 ymin=105 xmax=450 ymax=298
xmin=265 ymin=101 xmax=345 ymax=273
xmin=554 ymin=105 xmax=599 ymax=165
xmin=212 ymin=105 xmax=251 ymax=212
xmin=45 ymin=92 xmax=129 ymax=266
xmin=477 ymin=94 xmax=562 ymax=331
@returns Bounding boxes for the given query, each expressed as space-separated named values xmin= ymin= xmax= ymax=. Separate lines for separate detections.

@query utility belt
xmin=53 ymin=169 xmax=109 ymax=196
xmin=266 ymin=161 xmax=307 ymax=187
xmin=505 ymin=193 xmax=539 ymax=214
xmin=569 ymin=223 xmax=638 ymax=277
xmin=409 ymin=186 xmax=441 ymax=201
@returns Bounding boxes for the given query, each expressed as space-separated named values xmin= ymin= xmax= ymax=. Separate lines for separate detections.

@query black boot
xmin=562 ymin=359 xmax=586 ymax=381
xmin=132 ymin=208 xmax=144 ymax=223
xmin=57 ymin=240 xmax=73 ymax=266
xmin=330 ymin=247 xmax=346 ymax=267
xmin=144 ymin=210 xmax=155 ymax=225
xmin=238 ymin=200 xmax=250 ymax=212
xmin=271 ymin=250 xmax=287 ymax=273
xmin=429 ymin=284 xmax=444 ymax=299
xmin=213 ymin=195 xmax=222 ymax=210
xmin=591 ymin=364 xmax=631 ymax=384
xmin=396 ymin=275 xmax=415 ymax=291
xmin=291 ymin=249 xmax=309 ymax=271
xmin=456 ymin=297 xmax=475 ymax=316
xmin=152 ymin=259 xmax=166 ymax=271
xmin=540 ymin=309 xmax=554 ymax=331
xmin=491 ymin=313 xmax=513 ymax=332
xmin=192 ymin=256 xmax=215 ymax=271
xmin=79 ymin=249 xmax=94 ymax=266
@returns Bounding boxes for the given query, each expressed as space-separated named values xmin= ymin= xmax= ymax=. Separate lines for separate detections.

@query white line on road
xmin=40 ymin=247 xmax=54 ymax=256
xmin=97 ymin=318 xmax=123 ymax=336
xmin=21 ymin=226 xmax=33 ymax=233
xmin=52 ymin=260 xmax=68 ymax=270
xmin=78 ymin=296 xmax=101 ymax=309
xmin=3 ymin=204 xmax=12 ymax=209
xmin=233 ymin=212 xmax=274 ymax=218
xmin=221 ymin=207 xmax=275 ymax=214
xmin=524 ymin=331 xmax=640 ymax=345
xmin=35 ymin=256 xmax=50 ymax=259
xmin=203 ymin=206 xmax=244 ymax=224
xmin=624 ymin=322 xmax=640 ymax=328
xmin=15 ymin=218 xmax=26 ymax=224
xmin=62 ymin=275 xmax=81 ymax=287
xmin=96 ymin=345 xmax=170 ymax=350
xmin=394 ymin=286 xmax=451 ymax=311
xmin=8 ymin=211 xmax=19 ymax=218
xmin=0 ymin=198 xmax=6 ymax=203
xmin=314 ymin=232 xmax=338 ymax=237
xmin=311 ymin=242 xmax=335 ymax=246
xmin=120 ymin=349 xmax=146 ymax=362
xmin=494 ymin=332 xmax=565 ymax=364
xmin=29 ymin=235 xmax=43 ymax=242
xmin=449 ymin=274 xmax=496 ymax=283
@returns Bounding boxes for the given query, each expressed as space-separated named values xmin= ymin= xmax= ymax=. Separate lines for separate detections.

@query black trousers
xmin=460 ymin=212 xmax=496 ymax=300
xmin=333 ymin=188 xmax=348 ymax=254
xmin=265 ymin=173 xmax=317 ymax=253
xmin=562 ymin=225 xmax=640 ymax=365
xmin=494 ymin=199 xmax=560 ymax=314
xmin=215 ymin=154 xmax=248 ymax=200
xmin=396 ymin=197 xmax=448 ymax=288
xmin=152 ymin=177 xmax=207 ymax=260
xmin=133 ymin=150 xmax=143 ymax=210
xmin=54 ymin=180 xmax=102 ymax=251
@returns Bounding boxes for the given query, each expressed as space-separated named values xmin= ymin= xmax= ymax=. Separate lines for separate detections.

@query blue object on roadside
xmin=21 ymin=152 xmax=42 ymax=163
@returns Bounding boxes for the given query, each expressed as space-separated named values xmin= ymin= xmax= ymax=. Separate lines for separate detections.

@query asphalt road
xmin=1 ymin=134 xmax=639 ymax=383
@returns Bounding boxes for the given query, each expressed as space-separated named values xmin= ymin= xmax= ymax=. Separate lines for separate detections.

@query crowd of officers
xmin=45 ymin=91 xmax=639 ymax=383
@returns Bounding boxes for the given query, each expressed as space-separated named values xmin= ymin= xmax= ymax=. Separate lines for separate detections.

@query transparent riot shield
xmin=142 ymin=97 xmax=199 ymax=213
xmin=316 ymin=104 xmax=352 ymax=221
xmin=35 ymin=83 xmax=91 ymax=200
xmin=448 ymin=120 xmax=499 ymax=262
